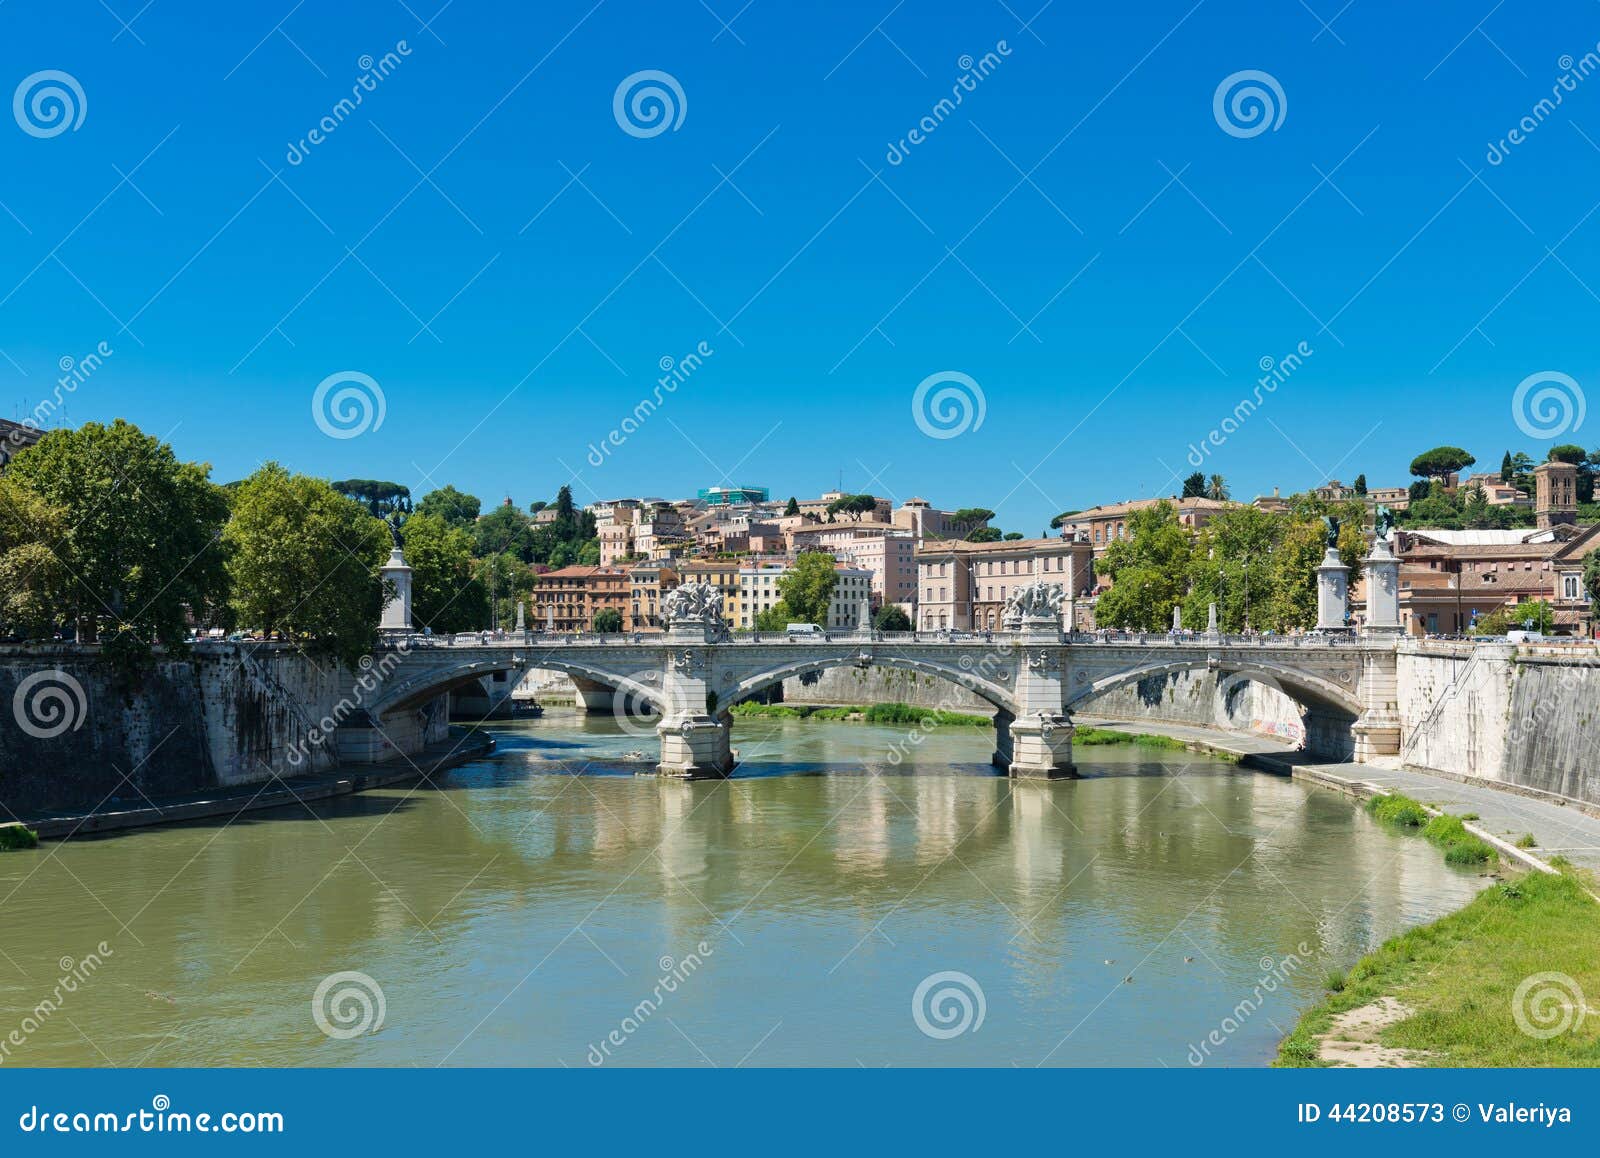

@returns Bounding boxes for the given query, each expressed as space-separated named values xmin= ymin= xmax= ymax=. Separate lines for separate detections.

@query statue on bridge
xmin=1374 ymin=504 xmax=1395 ymax=543
xmin=662 ymin=582 xmax=729 ymax=634
xmin=1001 ymin=582 xmax=1066 ymax=629
xmin=1321 ymin=514 xmax=1340 ymax=550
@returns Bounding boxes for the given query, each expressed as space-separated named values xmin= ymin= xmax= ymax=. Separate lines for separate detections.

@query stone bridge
xmin=352 ymin=622 xmax=1400 ymax=778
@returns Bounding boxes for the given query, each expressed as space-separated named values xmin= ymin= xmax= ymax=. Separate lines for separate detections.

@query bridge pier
xmin=657 ymin=712 xmax=734 ymax=779
xmin=997 ymin=710 xmax=1076 ymax=778
xmin=655 ymin=621 xmax=735 ymax=779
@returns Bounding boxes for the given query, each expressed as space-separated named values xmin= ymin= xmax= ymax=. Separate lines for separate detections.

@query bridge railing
xmin=385 ymin=628 xmax=1378 ymax=650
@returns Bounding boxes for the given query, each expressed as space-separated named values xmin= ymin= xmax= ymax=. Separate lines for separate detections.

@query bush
xmin=1422 ymin=814 xmax=1497 ymax=866
xmin=862 ymin=703 xmax=990 ymax=727
xmin=0 ymin=825 xmax=39 ymax=852
xmin=1367 ymin=793 xmax=1429 ymax=827
xmin=1515 ymin=833 xmax=1537 ymax=849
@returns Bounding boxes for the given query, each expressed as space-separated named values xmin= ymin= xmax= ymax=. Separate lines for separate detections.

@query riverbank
xmin=730 ymin=700 xmax=992 ymax=726
xmin=1276 ymin=866 xmax=1600 ymax=1066
xmin=0 ymin=727 xmax=494 ymax=843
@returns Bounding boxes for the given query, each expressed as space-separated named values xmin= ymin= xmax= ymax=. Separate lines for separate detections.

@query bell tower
xmin=1533 ymin=460 xmax=1578 ymax=529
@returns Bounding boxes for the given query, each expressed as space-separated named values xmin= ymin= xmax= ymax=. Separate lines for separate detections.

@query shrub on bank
xmin=1422 ymin=814 xmax=1497 ymax=865
xmin=1075 ymin=727 xmax=1187 ymax=750
xmin=0 ymin=825 xmax=39 ymax=852
xmin=1367 ymin=793 xmax=1429 ymax=827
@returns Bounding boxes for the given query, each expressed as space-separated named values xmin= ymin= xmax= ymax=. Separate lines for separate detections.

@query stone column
xmin=1003 ymin=619 xmax=1075 ymax=778
xmin=380 ymin=545 xmax=413 ymax=634
xmin=1351 ymin=644 xmax=1402 ymax=761
xmin=656 ymin=620 xmax=733 ymax=778
xmin=1316 ymin=547 xmax=1351 ymax=632
xmin=1205 ymin=602 xmax=1219 ymax=640
xmin=1362 ymin=537 xmax=1402 ymax=635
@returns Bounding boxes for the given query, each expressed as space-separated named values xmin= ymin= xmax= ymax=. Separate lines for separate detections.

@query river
xmin=0 ymin=710 xmax=1485 ymax=1067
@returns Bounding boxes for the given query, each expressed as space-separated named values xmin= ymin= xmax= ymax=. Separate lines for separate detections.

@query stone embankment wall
xmin=781 ymin=664 xmax=1307 ymax=742
xmin=1398 ymin=641 xmax=1600 ymax=809
xmin=0 ymin=644 xmax=445 ymax=819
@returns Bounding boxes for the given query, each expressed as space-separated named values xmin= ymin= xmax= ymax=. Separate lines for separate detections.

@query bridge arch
xmin=726 ymin=653 xmax=1018 ymax=717
xmin=368 ymin=655 xmax=665 ymax=719
xmin=1066 ymin=657 xmax=1362 ymax=719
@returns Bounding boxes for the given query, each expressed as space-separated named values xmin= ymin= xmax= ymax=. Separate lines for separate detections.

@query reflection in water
xmin=0 ymin=710 xmax=1483 ymax=1067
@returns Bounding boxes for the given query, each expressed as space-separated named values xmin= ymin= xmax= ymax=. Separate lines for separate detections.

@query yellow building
xmin=677 ymin=558 xmax=742 ymax=627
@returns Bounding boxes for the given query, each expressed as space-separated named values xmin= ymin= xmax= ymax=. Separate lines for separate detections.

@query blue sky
xmin=2 ymin=0 xmax=1598 ymax=533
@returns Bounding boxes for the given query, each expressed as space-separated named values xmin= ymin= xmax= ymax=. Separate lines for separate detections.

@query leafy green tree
xmin=873 ymin=605 xmax=912 ymax=631
xmin=776 ymin=552 xmax=839 ymax=624
xmin=593 ymin=608 xmax=623 ymax=633
xmin=1500 ymin=451 xmax=1514 ymax=484
xmin=1181 ymin=471 xmax=1206 ymax=498
xmin=1409 ymin=446 xmax=1475 ymax=481
xmin=1095 ymin=501 xmax=1193 ymax=630
xmin=402 ymin=512 xmax=488 ymax=633
xmin=417 ymin=485 xmax=481 ymax=528
xmin=9 ymin=420 xmax=229 ymax=648
xmin=967 ymin=526 xmax=1003 ymax=542
xmin=0 ymin=475 xmax=70 ymax=638
xmin=1002 ymin=531 xmax=1025 ymax=540
xmin=473 ymin=503 xmax=533 ymax=560
xmin=1584 ymin=551 xmax=1600 ymax=610
xmin=826 ymin=493 xmax=878 ymax=521
xmin=224 ymin=464 xmax=390 ymax=665
xmin=784 ymin=496 xmax=800 ymax=517
xmin=947 ymin=508 xmax=995 ymax=538
xmin=1049 ymin=510 xmax=1080 ymax=529
xmin=1353 ymin=474 xmax=1367 ymax=495
xmin=1206 ymin=474 xmax=1229 ymax=501
xmin=1182 ymin=505 xmax=1278 ymax=631
xmin=1474 ymin=599 xmax=1555 ymax=635
xmin=331 ymin=479 xmax=411 ymax=521
xmin=755 ymin=600 xmax=792 ymax=631
xmin=1548 ymin=444 xmax=1596 ymax=503
xmin=479 ymin=552 xmax=534 ymax=630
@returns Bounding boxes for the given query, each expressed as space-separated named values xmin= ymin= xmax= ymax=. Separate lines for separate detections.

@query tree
xmin=755 ymin=600 xmax=792 ymax=631
xmin=479 ymin=552 xmax=533 ymax=630
xmin=873 ymin=605 xmax=911 ymax=631
xmin=825 ymin=493 xmax=877 ymax=521
xmin=784 ymin=496 xmax=800 ymax=517
xmin=1182 ymin=505 xmax=1279 ymax=631
xmin=1206 ymin=474 xmax=1229 ymax=501
xmin=402 ymin=512 xmax=488 ymax=633
xmin=775 ymin=552 xmax=838 ymax=624
xmin=224 ymin=463 xmax=389 ymax=666
xmin=1049 ymin=510 xmax=1080 ymax=529
xmin=0 ymin=475 xmax=70 ymax=639
xmin=473 ymin=503 xmax=533 ymax=560
xmin=417 ymin=485 xmax=481 ymax=528
xmin=1500 ymin=451 xmax=1514 ymax=484
xmin=592 ymin=608 xmax=623 ymax=633
xmin=1353 ymin=474 xmax=1367 ymax=495
xmin=968 ymin=527 xmax=1004 ymax=542
xmin=9 ymin=420 xmax=229 ymax=650
xmin=1002 ymin=531 xmax=1025 ymax=541
xmin=331 ymin=479 xmax=411 ymax=522
xmin=947 ymin=508 xmax=995 ymax=538
xmin=1094 ymin=502 xmax=1193 ymax=631
xmin=1585 ymin=551 xmax=1600 ymax=610
xmin=1181 ymin=472 xmax=1206 ymax=498
xmin=1409 ymin=446 xmax=1475 ymax=481
xmin=1474 ymin=599 xmax=1555 ymax=636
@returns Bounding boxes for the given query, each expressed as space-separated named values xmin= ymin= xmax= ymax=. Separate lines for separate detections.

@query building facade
xmin=915 ymin=538 xmax=1096 ymax=631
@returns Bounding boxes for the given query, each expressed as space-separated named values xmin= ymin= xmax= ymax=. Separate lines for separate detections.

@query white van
xmin=1506 ymin=629 xmax=1545 ymax=643
xmin=785 ymin=623 xmax=825 ymax=638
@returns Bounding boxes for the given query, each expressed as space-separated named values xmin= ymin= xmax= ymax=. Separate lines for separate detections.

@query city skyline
xmin=4 ymin=2 xmax=1599 ymax=545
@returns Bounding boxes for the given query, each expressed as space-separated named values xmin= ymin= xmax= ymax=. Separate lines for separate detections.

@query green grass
xmin=729 ymin=702 xmax=858 ymax=719
xmin=1421 ymin=813 xmax=1498 ymax=866
xmin=0 ymin=825 xmax=38 ymax=852
xmin=1366 ymin=792 xmax=1430 ymax=827
xmin=1516 ymin=833 xmax=1538 ymax=849
xmin=861 ymin=703 xmax=990 ymax=726
xmin=1074 ymin=727 xmax=1187 ymax=750
xmin=1277 ymin=868 xmax=1600 ymax=1066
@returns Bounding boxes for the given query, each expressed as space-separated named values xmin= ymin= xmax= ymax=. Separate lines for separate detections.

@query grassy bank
xmin=1073 ymin=727 xmax=1188 ymax=751
xmin=1277 ymin=867 xmax=1600 ymax=1066
xmin=1366 ymin=792 xmax=1498 ymax=866
xmin=729 ymin=701 xmax=992 ymax=727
